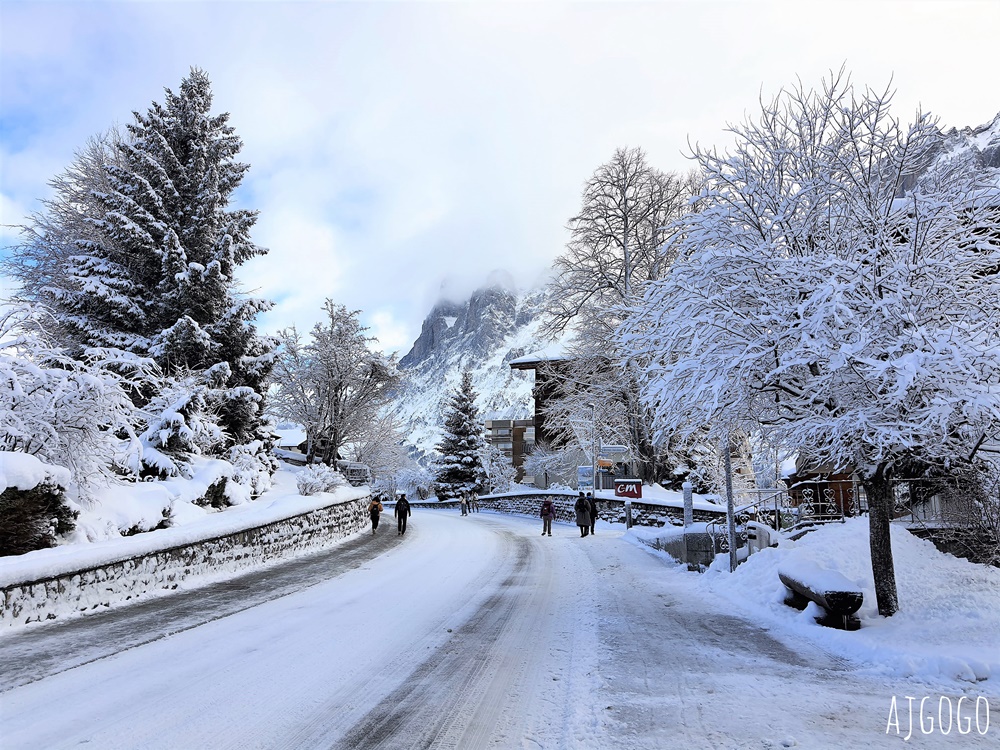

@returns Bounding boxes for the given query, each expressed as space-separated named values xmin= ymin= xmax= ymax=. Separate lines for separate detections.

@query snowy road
xmin=1 ymin=511 xmax=993 ymax=749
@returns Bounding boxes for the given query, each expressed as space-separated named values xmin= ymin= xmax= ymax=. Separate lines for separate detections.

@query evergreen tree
xmin=9 ymin=68 xmax=276 ymax=469
xmin=433 ymin=371 xmax=486 ymax=499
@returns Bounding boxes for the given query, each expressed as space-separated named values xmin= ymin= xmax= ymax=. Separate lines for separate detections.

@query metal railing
xmin=706 ymin=480 xmax=869 ymax=555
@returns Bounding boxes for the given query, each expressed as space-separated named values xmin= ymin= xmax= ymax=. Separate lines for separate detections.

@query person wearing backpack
xmin=395 ymin=493 xmax=412 ymax=536
xmin=369 ymin=497 xmax=384 ymax=534
xmin=574 ymin=492 xmax=590 ymax=537
xmin=540 ymin=497 xmax=555 ymax=536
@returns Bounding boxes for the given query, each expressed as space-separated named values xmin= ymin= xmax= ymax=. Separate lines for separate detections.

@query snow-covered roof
xmin=509 ymin=345 xmax=572 ymax=369
xmin=274 ymin=428 xmax=306 ymax=448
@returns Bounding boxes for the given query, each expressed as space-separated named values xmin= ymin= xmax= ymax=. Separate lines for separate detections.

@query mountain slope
xmin=389 ymin=281 xmax=559 ymax=462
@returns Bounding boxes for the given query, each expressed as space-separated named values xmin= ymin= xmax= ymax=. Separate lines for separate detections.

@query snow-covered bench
xmin=778 ymin=560 xmax=863 ymax=631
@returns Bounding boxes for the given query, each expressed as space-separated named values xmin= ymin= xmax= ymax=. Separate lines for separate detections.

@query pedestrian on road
xmin=540 ymin=497 xmax=555 ymax=536
xmin=471 ymin=491 xmax=480 ymax=513
xmin=574 ymin=492 xmax=590 ymax=537
xmin=395 ymin=493 xmax=412 ymax=535
xmin=587 ymin=492 xmax=597 ymax=536
xmin=369 ymin=497 xmax=384 ymax=534
xmin=460 ymin=493 xmax=469 ymax=516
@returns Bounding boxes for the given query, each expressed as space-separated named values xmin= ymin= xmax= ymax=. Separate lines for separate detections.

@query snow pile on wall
xmin=1 ymin=475 xmax=371 ymax=629
xmin=701 ymin=517 xmax=1000 ymax=683
xmin=0 ymin=452 xmax=70 ymax=494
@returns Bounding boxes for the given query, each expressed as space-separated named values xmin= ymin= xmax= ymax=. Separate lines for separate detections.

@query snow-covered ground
xmin=2 ymin=510 xmax=996 ymax=748
xmin=628 ymin=516 xmax=1000 ymax=685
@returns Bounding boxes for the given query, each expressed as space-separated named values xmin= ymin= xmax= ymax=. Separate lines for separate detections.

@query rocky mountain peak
xmin=389 ymin=279 xmax=558 ymax=462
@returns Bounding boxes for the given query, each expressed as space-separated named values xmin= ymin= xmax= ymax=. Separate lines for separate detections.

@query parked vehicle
xmin=336 ymin=460 xmax=372 ymax=487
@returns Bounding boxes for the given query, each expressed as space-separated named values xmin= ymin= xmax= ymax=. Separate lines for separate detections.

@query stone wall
xmin=2 ymin=494 xmax=369 ymax=629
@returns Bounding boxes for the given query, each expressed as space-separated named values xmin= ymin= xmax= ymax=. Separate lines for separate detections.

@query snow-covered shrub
xmin=226 ymin=438 xmax=276 ymax=503
xmin=0 ymin=306 xmax=149 ymax=495
xmin=296 ymin=463 xmax=347 ymax=496
xmin=481 ymin=444 xmax=517 ymax=494
xmin=0 ymin=452 xmax=77 ymax=556
xmin=373 ymin=464 xmax=433 ymax=501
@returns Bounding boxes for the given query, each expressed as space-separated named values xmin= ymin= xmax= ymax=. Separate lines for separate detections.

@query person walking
xmin=587 ymin=492 xmax=597 ymax=536
xmin=369 ymin=496 xmax=384 ymax=534
xmin=471 ymin=491 xmax=480 ymax=513
xmin=460 ymin=493 xmax=469 ymax=516
xmin=395 ymin=493 xmax=412 ymax=535
xmin=540 ymin=497 xmax=555 ymax=536
xmin=574 ymin=492 xmax=590 ymax=537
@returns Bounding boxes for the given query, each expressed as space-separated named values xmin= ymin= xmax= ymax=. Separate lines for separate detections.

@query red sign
xmin=614 ymin=480 xmax=642 ymax=499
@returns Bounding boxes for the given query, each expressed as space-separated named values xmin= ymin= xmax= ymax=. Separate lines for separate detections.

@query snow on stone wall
xmin=1 ymin=494 xmax=370 ymax=629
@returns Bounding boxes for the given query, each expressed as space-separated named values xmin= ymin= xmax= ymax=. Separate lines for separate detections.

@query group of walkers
xmin=541 ymin=491 xmax=597 ymax=537
xmin=368 ymin=493 xmax=412 ymax=535
xmin=368 ymin=488 xmax=599 ymax=540
xmin=459 ymin=491 xmax=479 ymax=515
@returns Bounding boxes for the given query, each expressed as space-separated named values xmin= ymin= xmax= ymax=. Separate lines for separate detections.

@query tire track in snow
xmin=278 ymin=518 xmax=594 ymax=750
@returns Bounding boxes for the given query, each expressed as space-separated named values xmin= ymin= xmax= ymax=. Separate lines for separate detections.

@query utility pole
xmin=723 ymin=432 xmax=738 ymax=572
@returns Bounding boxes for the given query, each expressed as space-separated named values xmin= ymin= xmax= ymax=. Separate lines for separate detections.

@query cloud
xmin=2 ymin=0 xmax=999 ymax=358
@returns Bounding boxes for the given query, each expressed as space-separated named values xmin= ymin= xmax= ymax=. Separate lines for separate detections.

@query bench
xmin=778 ymin=561 xmax=863 ymax=631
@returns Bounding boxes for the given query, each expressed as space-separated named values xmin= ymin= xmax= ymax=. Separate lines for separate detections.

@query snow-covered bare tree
xmin=388 ymin=463 xmax=434 ymax=501
xmin=545 ymin=147 xmax=693 ymax=339
xmin=269 ymin=302 xmax=401 ymax=466
xmin=345 ymin=412 xmax=412 ymax=495
xmin=619 ymin=71 xmax=1000 ymax=616
xmin=540 ymin=149 xmax=696 ymax=483
xmin=521 ymin=442 xmax=589 ymax=490
xmin=480 ymin=444 xmax=517 ymax=494
xmin=6 ymin=68 xmax=276 ymax=460
xmin=433 ymin=370 xmax=486 ymax=499
xmin=521 ymin=443 xmax=564 ymax=489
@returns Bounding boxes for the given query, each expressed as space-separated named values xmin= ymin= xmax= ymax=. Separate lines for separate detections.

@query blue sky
xmin=2 ymin=0 xmax=998 ymax=354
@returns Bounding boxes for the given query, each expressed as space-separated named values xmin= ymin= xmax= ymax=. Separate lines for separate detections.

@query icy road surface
xmin=1 ymin=511 xmax=993 ymax=749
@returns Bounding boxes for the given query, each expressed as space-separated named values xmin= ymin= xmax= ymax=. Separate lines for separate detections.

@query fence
xmin=707 ymin=479 xmax=869 ymax=555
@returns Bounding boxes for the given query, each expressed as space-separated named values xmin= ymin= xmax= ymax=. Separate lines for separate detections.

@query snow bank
xmin=0 ymin=452 xmax=70 ymax=494
xmin=1 ymin=468 xmax=372 ymax=629
xmin=701 ymin=517 xmax=1000 ymax=684
xmin=0 ymin=468 xmax=369 ymax=588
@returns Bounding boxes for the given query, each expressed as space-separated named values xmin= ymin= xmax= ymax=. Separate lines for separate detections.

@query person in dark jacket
xmin=369 ymin=497 xmax=384 ymax=534
xmin=540 ymin=498 xmax=555 ymax=536
xmin=587 ymin=492 xmax=597 ymax=536
xmin=574 ymin=492 xmax=590 ymax=537
xmin=395 ymin=493 xmax=412 ymax=535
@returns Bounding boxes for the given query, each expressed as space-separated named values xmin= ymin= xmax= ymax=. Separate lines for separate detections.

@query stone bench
xmin=778 ymin=561 xmax=863 ymax=630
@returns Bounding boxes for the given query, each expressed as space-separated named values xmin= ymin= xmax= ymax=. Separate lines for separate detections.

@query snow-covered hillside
xmin=938 ymin=111 xmax=1000 ymax=171
xmin=389 ymin=275 xmax=562 ymax=462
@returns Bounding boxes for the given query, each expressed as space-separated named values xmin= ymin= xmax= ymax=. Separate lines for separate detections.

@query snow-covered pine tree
xmin=9 ymin=68 xmax=277 ymax=483
xmin=433 ymin=371 xmax=486 ymax=500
